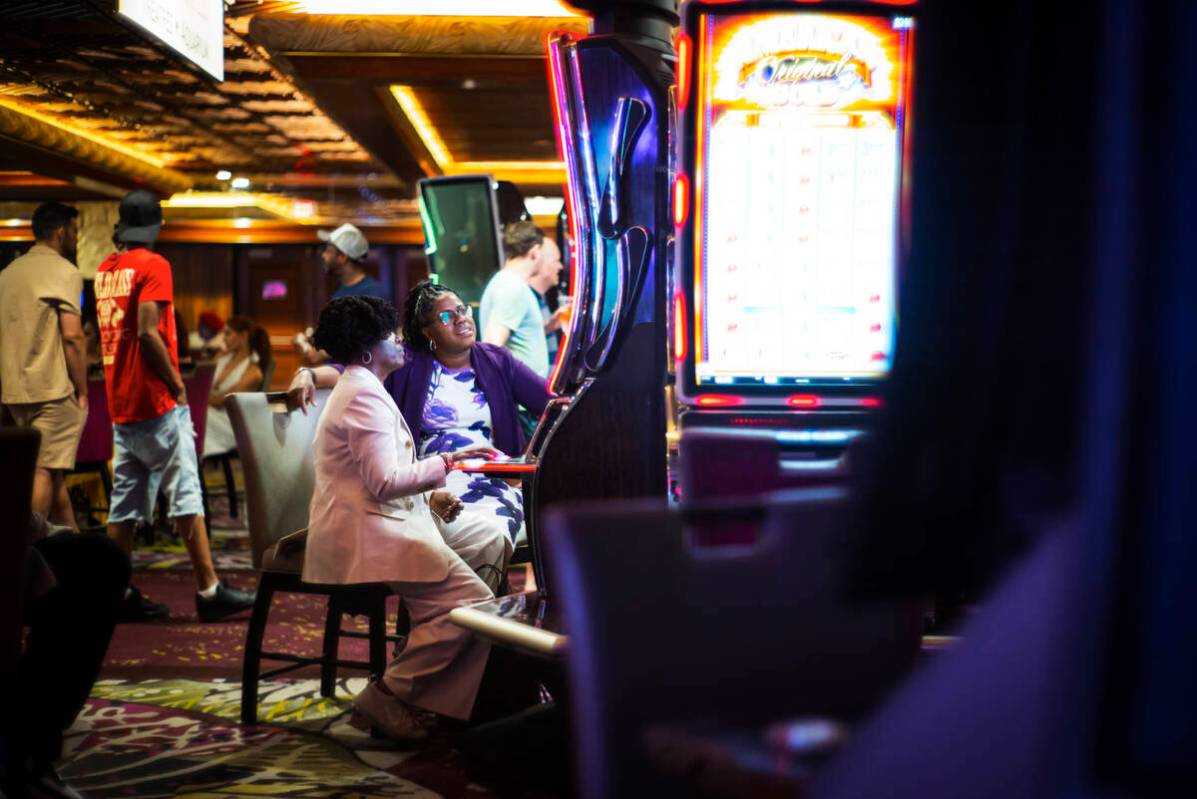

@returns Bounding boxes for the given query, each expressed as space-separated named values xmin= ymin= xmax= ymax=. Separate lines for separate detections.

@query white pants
xmin=435 ymin=508 xmax=512 ymax=593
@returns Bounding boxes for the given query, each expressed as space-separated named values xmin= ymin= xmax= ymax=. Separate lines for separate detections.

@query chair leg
xmin=99 ymin=463 xmax=113 ymax=510
xmin=221 ymin=454 xmax=238 ymax=518
xmin=368 ymin=593 xmax=387 ymax=680
xmin=241 ymin=574 xmax=276 ymax=725
xmin=321 ymin=594 xmax=344 ymax=698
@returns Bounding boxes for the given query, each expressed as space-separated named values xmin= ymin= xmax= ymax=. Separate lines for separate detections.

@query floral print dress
xmin=419 ymin=362 xmax=525 ymax=546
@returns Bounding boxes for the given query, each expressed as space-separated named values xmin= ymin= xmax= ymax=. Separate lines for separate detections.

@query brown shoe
xmin=352 ymin=681 xmax=429 ymax=743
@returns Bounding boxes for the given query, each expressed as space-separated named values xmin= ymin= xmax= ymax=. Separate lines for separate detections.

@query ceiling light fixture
xmin=216 ymin=170 xmax=232 ymax=180
xmin=299 ymin=0 xmax=580 ymax=16
xmin=231 ymin=176 xmax=251 ymax=189
xmin=162 ymin=192 xmax=299 ymax=221
xmin=389 ymin=85 xmax=566 ymax=183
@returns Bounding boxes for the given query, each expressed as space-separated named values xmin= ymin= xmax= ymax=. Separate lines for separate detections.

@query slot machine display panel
xmin=676 ymin=1 xmax=916 ymax=412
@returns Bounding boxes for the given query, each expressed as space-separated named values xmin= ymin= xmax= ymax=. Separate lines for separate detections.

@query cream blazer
xmin=304 ymin=365 xmax=452 ymax=585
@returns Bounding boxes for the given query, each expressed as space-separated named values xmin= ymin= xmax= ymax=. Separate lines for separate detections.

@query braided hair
xmin=402 ymin=280 xmax=458 ymax=350
xmin=311 ymin=296 xmax=399 ymax=365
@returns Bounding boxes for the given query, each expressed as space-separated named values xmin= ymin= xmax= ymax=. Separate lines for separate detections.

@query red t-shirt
xmin=95 ymin=248 xmax=179 ymax=424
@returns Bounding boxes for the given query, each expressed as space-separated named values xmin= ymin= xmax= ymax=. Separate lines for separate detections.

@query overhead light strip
xmin=0 ymin=97 xmax=167 ymax=169
xmin=389 ymin=85 xmax=565 ymax=180
xmin=299 ymin=0 xmax=580 ymax=16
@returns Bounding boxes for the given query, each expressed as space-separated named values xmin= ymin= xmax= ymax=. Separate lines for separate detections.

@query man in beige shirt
xmin=0 ymin=202 xmax=88 ymax=528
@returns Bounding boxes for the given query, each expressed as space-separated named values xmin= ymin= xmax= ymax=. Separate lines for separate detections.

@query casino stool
xmin=228 ymin=391 xmax=408 ymax=724
xmin=545 ymin=488 xmax=924 ymax=799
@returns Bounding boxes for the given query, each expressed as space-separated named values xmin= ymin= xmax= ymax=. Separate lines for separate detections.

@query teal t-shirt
xmin=479 ymin=269 xmax=549 ymax=378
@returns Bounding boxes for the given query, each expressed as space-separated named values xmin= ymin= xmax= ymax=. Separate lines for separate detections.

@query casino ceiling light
xmin=389 ymin=85 xmax=566 ymax=184
xmin=162 ymin=192 xmax=310 ymax=222
xmin=0 ymin=97 xmax=167 ymax=169
xmin=298 ymin=0 xmax=581 ymax=15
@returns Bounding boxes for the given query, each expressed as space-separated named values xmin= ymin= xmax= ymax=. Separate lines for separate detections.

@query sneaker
xmin=196 ymin=580 xmax=256 ymax=622
xmin=117 ymin=585 xmax=170 ymax=622
xmin=352 ymin=681 xmax=429 ymax=744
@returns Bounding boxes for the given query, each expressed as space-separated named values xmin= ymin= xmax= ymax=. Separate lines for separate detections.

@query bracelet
xmin=299 ymin=367 xmax=315 ymax=384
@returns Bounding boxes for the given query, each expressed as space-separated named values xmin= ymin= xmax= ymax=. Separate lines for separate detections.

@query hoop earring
xmin=361 ymin=350 xmax=373 ymax=365
xmin=429 ymin=339 xmax=437 ymax=352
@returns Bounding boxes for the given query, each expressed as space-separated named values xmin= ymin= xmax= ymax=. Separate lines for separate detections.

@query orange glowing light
xmin=787 ymin=394 xmax=820 ymax=408
xmin=672 ymin=172 xmax=690 ymax=227
xmin=677 ymin=34 xmax=692 ymax=111
xmin=673 ymin=292 xmax=688 ymax=363
xmin=695 ymin=394 xmax=744 ymax=407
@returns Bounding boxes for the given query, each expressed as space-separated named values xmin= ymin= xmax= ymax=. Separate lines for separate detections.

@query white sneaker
xmin=352 ymin=681 xmax=429 ymax=743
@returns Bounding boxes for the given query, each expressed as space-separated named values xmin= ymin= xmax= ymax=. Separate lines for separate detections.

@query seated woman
xmin=304 ymin=295 xmax=494 ymax=742
xmin=203 ymin=316 xmax=272 ymax=459
xmin=288 ymin=281 xmax=552 ymax=590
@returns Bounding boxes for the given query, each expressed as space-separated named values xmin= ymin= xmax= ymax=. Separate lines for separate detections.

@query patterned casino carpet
xmin=50 ymin=520 xmax=543 ymax=798
xmin=61 ymin=677 xmax=494 ymax=798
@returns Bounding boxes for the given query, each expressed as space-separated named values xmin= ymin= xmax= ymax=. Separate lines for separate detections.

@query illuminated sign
xmin=692 ymin=11 xmax=914 ymax=387
xmin=118 ymin=0 xmax=225 ymax=81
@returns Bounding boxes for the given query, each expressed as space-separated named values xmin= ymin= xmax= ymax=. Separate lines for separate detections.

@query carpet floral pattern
xmin=60 ymin=678 xmax=496 ymax=798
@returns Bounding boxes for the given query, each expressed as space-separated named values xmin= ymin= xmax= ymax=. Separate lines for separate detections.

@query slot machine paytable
xmin=671 ymin=0 xmax=917 ymax=500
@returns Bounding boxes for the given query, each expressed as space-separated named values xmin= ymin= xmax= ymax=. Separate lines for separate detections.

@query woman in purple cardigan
xmin=289 ymin=281 xmax=551 ymax=589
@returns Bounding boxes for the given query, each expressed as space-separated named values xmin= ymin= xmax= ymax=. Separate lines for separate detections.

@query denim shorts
xmin=109 ymin=405 xmax=204 ymax=523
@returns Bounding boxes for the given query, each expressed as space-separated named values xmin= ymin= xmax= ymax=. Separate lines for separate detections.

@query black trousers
xmin=15 ymin=533 xmax=129 ymax=766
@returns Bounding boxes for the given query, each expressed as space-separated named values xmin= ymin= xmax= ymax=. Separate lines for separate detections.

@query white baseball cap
xmin=318 ymin=223 xmax=369 ymax=261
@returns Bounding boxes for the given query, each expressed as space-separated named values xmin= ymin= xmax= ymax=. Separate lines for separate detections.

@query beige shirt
xmin=0 ymin=243 xmax=83 ymax=404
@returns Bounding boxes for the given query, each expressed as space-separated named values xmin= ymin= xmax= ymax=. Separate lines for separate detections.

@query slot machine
xmin=418 ymin=174 xmax=505 ymax=308
xmin=671 ymin=0 xmax=917 ymax=501
xmin=448 ymin=13 xmax=676 ymax=643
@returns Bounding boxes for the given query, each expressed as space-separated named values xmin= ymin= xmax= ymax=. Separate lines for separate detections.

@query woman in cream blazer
xmin=304 ymin=296 xmax=495 ymax=742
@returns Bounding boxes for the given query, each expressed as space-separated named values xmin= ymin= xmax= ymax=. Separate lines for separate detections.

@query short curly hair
xmin=402 ymin=280 xmax=459 ymax=351
xmin=311 ymin=296 xmax=399 ymax=365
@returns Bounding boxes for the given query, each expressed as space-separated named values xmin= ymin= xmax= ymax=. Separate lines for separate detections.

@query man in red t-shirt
xmin=96 ymin=191 xmax=254 ymax=622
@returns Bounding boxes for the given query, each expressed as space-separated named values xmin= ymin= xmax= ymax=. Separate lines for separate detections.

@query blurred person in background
xmin=189 ymin=310 xmax=226 ymax=359
xmin=203 ymin=315 xmax=272 ymax=459
xmin=294 ymin=223 xmax=387 ymax=366
xmin=0 ymin=201 xmax=87 ymax=530
xmin=96 ymin=190 xmax=255 ymax=622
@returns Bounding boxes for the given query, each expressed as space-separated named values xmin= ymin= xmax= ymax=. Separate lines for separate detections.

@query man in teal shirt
xmin=479 ymin=221 xmax=557 ymax=379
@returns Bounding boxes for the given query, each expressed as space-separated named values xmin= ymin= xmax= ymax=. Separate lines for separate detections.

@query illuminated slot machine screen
xmin=418 ymin=175 xmax=504 ymax=308
xmin=678 ymin=3 xmax=915 ymax=408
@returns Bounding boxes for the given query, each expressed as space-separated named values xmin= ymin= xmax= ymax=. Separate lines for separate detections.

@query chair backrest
xmin=258 ymin=358 xmax=277 ymax=392
xmin=0 ymin=428 xmax=40 ymax=678
xmin=545 ymin=488 xmax=924 ymax=799
xmin=184 ymin=362 xmax=216 ymax=456
xmin=227 ymin=390 xmax=330 ymax=568
xmin=75 ymin=376 xmax=113 ymax=464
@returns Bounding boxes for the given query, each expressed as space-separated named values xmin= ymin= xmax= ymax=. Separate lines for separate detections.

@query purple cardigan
xmin=337 ymin=343 xmax=551 ymax=457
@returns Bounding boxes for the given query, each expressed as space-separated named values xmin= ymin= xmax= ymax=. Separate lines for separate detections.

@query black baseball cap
xmin=115 ymin=190 xmax=162 ymax=244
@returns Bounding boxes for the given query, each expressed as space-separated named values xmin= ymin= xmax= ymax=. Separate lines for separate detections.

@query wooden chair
xmin=544 ymin=488 xmax=925 ymax=799
xmin=227 ymin=390 xmax=403 ymax=724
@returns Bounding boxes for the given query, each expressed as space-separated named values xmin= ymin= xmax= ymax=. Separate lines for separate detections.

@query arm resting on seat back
xmin=344 ymin=391 xmax=448 ymax=501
